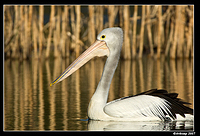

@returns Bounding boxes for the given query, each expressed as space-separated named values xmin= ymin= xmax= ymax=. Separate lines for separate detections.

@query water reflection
xmin=87 ymin=120 xmax=194 ymax=131
xmin=4 ymin=55 xmax=193 ymax=130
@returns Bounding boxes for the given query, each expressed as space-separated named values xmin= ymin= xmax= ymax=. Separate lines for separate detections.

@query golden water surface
xmin=4 ymin=55 xmax=193 ymax=130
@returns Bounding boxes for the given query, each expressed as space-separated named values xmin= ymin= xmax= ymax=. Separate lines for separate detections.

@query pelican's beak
xmin=50 ymin=40 xmax=109 ymax=86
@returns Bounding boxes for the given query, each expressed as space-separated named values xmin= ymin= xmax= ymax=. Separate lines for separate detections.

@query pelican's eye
xmin=100 ymin=35 xmax=106 ymax=40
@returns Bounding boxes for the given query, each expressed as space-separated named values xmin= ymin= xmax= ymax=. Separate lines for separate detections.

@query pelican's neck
xmin=96 ymin=54 xmax=119 ymax=99
xmin=88 ymin=52 xmax=120 ymax=119
xmin=89 ymin=51 xmax=120 ymax=110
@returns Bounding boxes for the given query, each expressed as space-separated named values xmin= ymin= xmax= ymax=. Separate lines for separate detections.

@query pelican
xmin=50 ymin=27 xmax=193 ymax=121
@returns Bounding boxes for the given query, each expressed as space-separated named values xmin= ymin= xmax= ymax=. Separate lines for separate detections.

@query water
xmin=4 ymin=55 xmax=193 ymax=131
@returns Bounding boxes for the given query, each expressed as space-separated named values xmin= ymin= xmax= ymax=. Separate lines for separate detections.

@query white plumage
xmin=104 ymin=95 xmax=172 ymax=120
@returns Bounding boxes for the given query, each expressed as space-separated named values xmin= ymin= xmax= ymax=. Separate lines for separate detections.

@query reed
xmin=185 ymin=5 xmax=193 ymax=58
xmin=177 ymin=6 xmax=185 ymax=58
xmin=70 ymin=5 xmax=75 ymax=50
xmin=54 ymin=6 xmax=61 ymax=58
xmin=60 ymin=5 xmax=67 ymax=58
xmin=64 ymin=5 xmax=70 ymax=58
xmin=96 ymin=6 xmax=104 ymax=34
xmin=108 ymin=5 xmax=115 ymax=27
xmin=23 ymin=5 xmax=28 ymax=59
xmin=170 ymin=6 xmax=179 ymax=59
xmin=19 ymin=5 xmax=24 ymax=59
xmin=33 ymin=8 xmax=38 ymax=59
xmin=157 ymin=5 xmax=162 ymax=59
xmin=132 ymin=5 xmax=138 ymax=59
xmin=146 ymin=5 xmax=154 ymax=57
xmin=122 ymin=5 xmax=131 ymax=59
xmin=165 ymin=15 xmax=174 ymax=57
xmin=75 ymin=5 xmax=81 ymax=57
xmin=4 ymin=5 xmax=194 ymax=60
xmin=12 ymin=5 xmax=19 ymax=59
xmin=118 ymin=6 xmax=123 ymax=28
xmin=39 ymin=5 xmax=44 ymax=58
xmin=46 ymin=5 xmax=54 ymax=59
xmin=138 ymin=5 xmax=145 ymax=59
xmin=88 ymin=5 xmax=95 ymax=44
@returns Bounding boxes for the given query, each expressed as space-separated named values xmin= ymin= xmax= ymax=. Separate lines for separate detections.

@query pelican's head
xmin=50 ymin=27 xmax=123 ymax=86
xmin=97 ymin=27 xmax=123 ymax=54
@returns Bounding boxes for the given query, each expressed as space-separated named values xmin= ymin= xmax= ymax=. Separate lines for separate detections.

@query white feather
xmin=104 ymin=95 xmax=173 ymax=120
